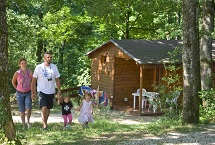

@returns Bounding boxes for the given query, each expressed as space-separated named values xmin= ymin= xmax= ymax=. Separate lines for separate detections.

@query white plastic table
xmin=132 ymin=92 xmax=159 ymax=109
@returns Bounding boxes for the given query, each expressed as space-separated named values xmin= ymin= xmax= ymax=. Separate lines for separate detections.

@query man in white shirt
xmin=31 ymin=51 xmax=61 ymax=130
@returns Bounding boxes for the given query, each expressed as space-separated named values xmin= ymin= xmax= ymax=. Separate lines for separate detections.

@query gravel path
xmin=117 ymin=124 xmax=215 ymax=145
xmin=12 ymin=110 xmax=79 ymax=124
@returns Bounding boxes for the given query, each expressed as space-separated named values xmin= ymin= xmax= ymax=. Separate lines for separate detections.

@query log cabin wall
xmin=90 ymin=44 xmax=115 ymax=97
xmin=89 ymin=43 xmax=133 ymax=100
xmin=89 ymin=44 xmax=173 ymax=108
xmin=114 ymin=57 xmax=139 ymax=107
xmin=114 ymin=62 xmax=162 ymax=107
xmin=142 ymin=68 xmax=155 ymax=91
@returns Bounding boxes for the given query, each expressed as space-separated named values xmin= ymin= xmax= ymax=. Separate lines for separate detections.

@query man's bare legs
xmin=41 ymin=106 xmax=50 ymax=129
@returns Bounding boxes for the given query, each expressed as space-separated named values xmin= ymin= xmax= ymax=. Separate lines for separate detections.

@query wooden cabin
xmin=86 ymin=39 xmax=214 ymax=115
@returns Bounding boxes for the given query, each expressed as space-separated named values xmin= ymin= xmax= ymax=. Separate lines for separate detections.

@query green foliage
xmin=153 ymin=1 xmax=182 ymax=39
xmin=153 ymin=47 xmax=182 ymax=116
xmin=199 ymin=88 xmax=215 ymax=123
xmin=5 ymin=0 xmax=185 ymax=93
xmin=7 ymin=9 xmax=38 ymax=93
xmin=37 ymin=6 xmax=94 ymax=87
xmin=0 ymin=132 xmax=14 ymax=145
xmin=77 ymin=0 xmax=182 ymax=39
xmin=6 ymin=3 xmax=95 ymax=89
xmin=78 ymin=0 xmax=157 ymax=39
xmin=0 ymin=130 xmax=22 ymax=145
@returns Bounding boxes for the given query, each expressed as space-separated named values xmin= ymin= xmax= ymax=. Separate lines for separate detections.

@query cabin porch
xmin=113 ymin=105 xmax=164 ymax=116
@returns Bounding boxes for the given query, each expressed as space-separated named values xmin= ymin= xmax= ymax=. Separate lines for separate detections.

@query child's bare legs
xmin=63 ymin=115 xmax=68 ymax=129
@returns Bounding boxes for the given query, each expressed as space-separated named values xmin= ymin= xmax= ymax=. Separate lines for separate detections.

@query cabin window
xmin=100 ymin=55 xmax=107 ymax=64
xmin=155 ymin=68 xmax=164 ymax=85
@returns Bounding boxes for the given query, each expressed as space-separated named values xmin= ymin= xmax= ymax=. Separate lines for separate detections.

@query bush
xmin=199 ymin=88 xmax=215 ymax=123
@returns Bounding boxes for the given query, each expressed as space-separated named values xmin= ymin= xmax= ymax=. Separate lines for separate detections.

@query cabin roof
xmin=86 ymin=39 xmax=215 ymax=64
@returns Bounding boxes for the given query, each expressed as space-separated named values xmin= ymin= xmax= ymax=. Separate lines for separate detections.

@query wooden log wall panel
xmin=114 ymin=57 xmax=139 ymax=107
xmin=142 ymin=68 xmax=154 ymax=91
xmin=90 ymin=44 xmax=121 ymax=98
xmin=89 ymin=44 xmax=137 ymax=107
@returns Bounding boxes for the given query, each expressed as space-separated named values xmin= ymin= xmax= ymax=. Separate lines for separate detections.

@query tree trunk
xmin=182 ymin=0 xmax=200 ymax=124
xmin=36 ymin=10 xmax=45 ymax=63
xmin=0 ymin=0 xmax=20 ymax=144
xmin=200 ymin=0 xmax=214 ymax=91
xmin=37 ymin=38 xmax=43 ymax=62
xmin=124 ymin=10 xmax=130 ymax=39
xmin=59 ymin=40 xmax=65 ymax=64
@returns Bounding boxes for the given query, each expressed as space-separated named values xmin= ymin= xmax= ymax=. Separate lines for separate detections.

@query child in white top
xmin=78 ymin=92 xmax=94 ymax=128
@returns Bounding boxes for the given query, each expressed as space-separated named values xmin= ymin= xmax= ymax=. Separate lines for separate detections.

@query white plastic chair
xmin=137 ymin=88 xmax=148 ymax=109
xmin=166 ymin=91 xmax=180 ymax=113
xmin=147 ymin=92 xmax=160 ymax=113
xmin=172 ymin=91 xmax=180 ymax=112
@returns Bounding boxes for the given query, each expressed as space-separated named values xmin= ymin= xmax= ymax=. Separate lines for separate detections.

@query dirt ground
xmin=12 ymin=107 xmax=160 ymax=125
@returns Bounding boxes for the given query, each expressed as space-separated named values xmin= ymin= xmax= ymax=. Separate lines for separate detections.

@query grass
xmin=11 ymin=101 xmax=215 ymax=145
xmin=15 ymin=117 xmax=210 ymax=145
xmin=15 ymin=119 xmax=143 ymax=145
xmin=13 ymin=112 xmax=210 ymax=145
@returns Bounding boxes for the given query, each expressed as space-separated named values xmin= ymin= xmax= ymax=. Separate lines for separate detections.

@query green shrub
xmin=153 ymin=47 xmax=182 ymax=116
xmin=199 ymin=88 xmax=215 ymax=123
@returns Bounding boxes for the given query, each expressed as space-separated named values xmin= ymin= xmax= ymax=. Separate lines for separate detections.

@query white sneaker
xmin=26 ymin=123 xmax=30 ymax=129
xmin=22 ymin=124 xmax=26 ymax=130
xmin=66 ymin=125 xmax=71 ymax=129
xmin=82 ymin=123 xmax=87 ymax=129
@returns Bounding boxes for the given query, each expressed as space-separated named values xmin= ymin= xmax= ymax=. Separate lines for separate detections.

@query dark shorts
xmin=38 ymin=91 xmax=54 ymax=109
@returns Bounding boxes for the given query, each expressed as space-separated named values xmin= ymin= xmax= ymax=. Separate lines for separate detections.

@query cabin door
xmin=114 ymin=57 xmax=139 ymax=106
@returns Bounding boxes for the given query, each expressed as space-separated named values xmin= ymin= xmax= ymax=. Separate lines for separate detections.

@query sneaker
xmin=82 ymin=123 xmax=87 ymax=129
xmin=63 ymin=127 xmax=66 ymax=130
xmin=82 ymin=124 xmax=85 ymax=128
xmin=26 ymin=123 xmax=30 ymax=129
xmin=66 ymin=125 xmax=71 ymax=129
xmin=42 ymin=127 xmax=48 ymax=131
xmin=22 ymin=125 xmax=26 ymax=130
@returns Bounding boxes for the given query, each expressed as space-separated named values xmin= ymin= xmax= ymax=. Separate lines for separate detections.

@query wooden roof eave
xmin=86 ymin=41 xmax=112 ymax=57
